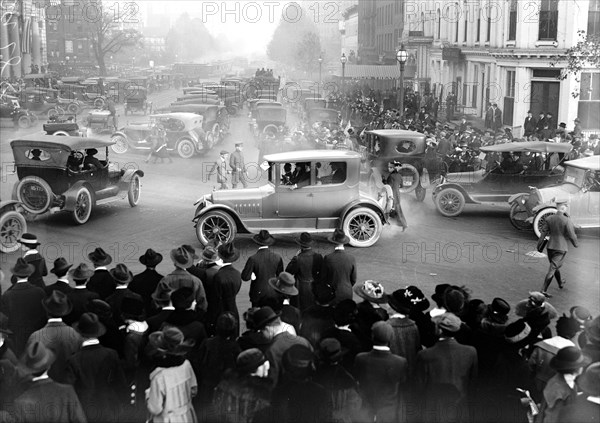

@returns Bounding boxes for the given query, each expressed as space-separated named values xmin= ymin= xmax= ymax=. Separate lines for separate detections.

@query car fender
xmin=0 ymin=200 xmax=23 ymax=213
xmin=531 ymin=202 xmax=555 ymax=215
xmin=339 ymin=198 xmax=386 ymax=224
xmin=192 ymin=203 xmax=250 ymax=234
xmin=118 ymin=169 xmax=145 ymax=190
xmin=62 ymin=181 xmax=96 ymax=211
xmin=432 ymin=183 xmax=477 ymax=203
xmin=508 ymin=193 xmax=529 ymax=205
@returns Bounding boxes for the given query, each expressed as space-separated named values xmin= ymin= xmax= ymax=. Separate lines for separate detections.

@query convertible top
xmin=565 ymin=155 xmax=600 ymax=171
xmin=480 ymin=141 xmax=573 ymax=153
xmin=366 ymin=129 xmax=426 ymax=138
xmin=11 ymin=135 xmax=114 ymax=151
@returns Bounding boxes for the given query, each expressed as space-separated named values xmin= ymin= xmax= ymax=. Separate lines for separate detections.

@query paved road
xmin=1 ymin=89 xmax=599 ymax=319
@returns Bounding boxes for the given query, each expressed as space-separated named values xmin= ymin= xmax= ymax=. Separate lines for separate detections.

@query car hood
xmin=212 ymin=184 xmax=275 ymax=203
xmin=537 ymin=183 xmax=581 ymax=203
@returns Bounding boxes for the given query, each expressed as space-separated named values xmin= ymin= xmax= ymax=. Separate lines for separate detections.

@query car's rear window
xmin=26 ymin=148 xmax=51 ymax=162
xmin=395 ymin=140 xmax=418 ymax=154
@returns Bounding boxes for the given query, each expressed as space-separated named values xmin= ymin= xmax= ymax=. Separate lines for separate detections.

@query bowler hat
xmin=371 ymin=321 xmax=394 ymax=345
xmin=139 ymin=249 xmax=163 ymax=267
xmin=318 ymin=338 xmax=345 ymax=363
xmin=19 ymin=233 xmax=40 ymax=246
xmin=252 ymin=229 xmax=275 ymax=246
xmin=69 ymin=263 xmax=94 ymax=280
xmin=88 ymin=247 xmax=112 ymax=266
xmin=170 ymin=247 xmax=194 ymax=268
xmin=236 ymin=348 xmax=267 ymax=374
xmin=577 ymin=362 xmax=600 ymax=396
xmin=182 ymin=245 xmax=199 ymax=261
xmin=50 ymin=257 xmax=72 ymax=275
xmin=218 ymin=242 xmax=240 ymax=263
xmin=550 ymin=346 xmax=585 ymax=372
xmin=42 ymin=290 xmax=73 ymax=317
xmin=149 ymin=326 xmax=195 ymax=356
xmin=73 ymin=312 xmax=107 ymax=338
xmin=353 ymin=280 xmax=387 ymax=304
xmin=282 ymin=344 xmax=315 ymax=380
xmin=171 ymin=287 xmax=195 ymax=310
xmin=120 ymin=296 xmax=146 ymax=321
xmin=11 ymin=258 xmax=35 ymax=278
xmin=253 ymin=306 xmax=280 ymax=330
xmin=268 ymin=272 xmax=298 ymax=297
xmin=433 ymin=312 xmax=462 ymax=333
xmin=110 ymin=263 xmax=133 ymax=284
xmin=431 ymin=284 xmax=450 ymax=305
xmin=295 ymin=232 xmax=314 ymax=248
xmin=20 ymin=340 xmax=55 ymax=374
xmin=201 ymin=246 xmax=219 ymax=262
xmin=328 ymin=228 xmax=350 ymax=245
xmin=85 ymin=299 xmax=112 ymax=319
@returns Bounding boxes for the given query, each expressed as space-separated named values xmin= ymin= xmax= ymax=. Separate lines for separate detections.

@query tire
xmin=127 ymin=174 xmax=141 ymax=207
xmin=15 ymin=176 xmax=54 ymax=214
xmin=47 ymin=108 xmax=60 ymax=118
xmin=263 ymin=124 xmax=278 ymax=136
xmin=71 ymin=186 xmax=93 ymax=224
xmin=53 ymin=130 xmax=70 ymax=136
xmin=93 ymin=97 xmax=105 ymax=108
xmin=509 ymin=202 xmax=533 ymax=231
xmin=398 ymin=164 xmax=420 ymax=193
xmin=0 ymin=210 xmax=27 ymax=253
xmin=177 ymin=139 xmax=195 ymax=159
xmin=195 ymin=210 xmax=237 ymax=246
xmin=18 ymin=115 xmax=31 ymax=129
xmin=414 ymin=183 xmax=426 ymax=202
xmin=533 ymin=208 xmax=557 ymax=238
xmin=342 ymin=207 xmax=383 ymax=248
xmin=67 ymin=103 xmax=80 ymax=114
xmin=111 ymin=135 xmax=129 ymax=154
xmin=435 ymin=187 xmax=465 ymax=217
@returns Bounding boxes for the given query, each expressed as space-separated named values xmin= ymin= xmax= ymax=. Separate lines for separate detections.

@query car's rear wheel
xmin=177 ymin=139 xmax=195 ymax=159
xmin=398 ymin=164 xmax=420 ymax=193
xmin=414 ymin=183 xmax=426 ymax=202
xmin=510 ymin=202 xmax=532 ymax=231
xmin=16 ymin=176 xmax=54 ymax=214
xmin=111 ymin=135 xmax=129 ymax=154
xmin=18 ymin=115 xmax=31 ymax=129
xmin=72 ymin=186 xmax=93 ymax=224
xmin=128 ymin=174 xmax=141 ymax=207
xmin=533 ymin=208 xmax=557 ymax=238
xmin=195 ymin=210 xmax=237 ymax=246
xmin=47 ymin=108 xmax=60 ymax=119
xmin=67 ymin=103 xmax=80 ymax=114
xmin=343 ymin=207 xmax=383 ymax=248
xmin=94 ymin=97 xmax=105 ymax=109
xmin=435 ymin=187 xmax=465 ymax=217
xmin=53 ymin=130 xmax=70 ymax=136
xmin=0 ymin=210 xmax=27 ymax=253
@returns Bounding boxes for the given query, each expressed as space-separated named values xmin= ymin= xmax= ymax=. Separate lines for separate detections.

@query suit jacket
xmin=524 ymin=117 xmax=537 ymax=136
xmin=65 ymin=287 xmax=100 ymax=325
xmin=536 ymin=117 xmax=547 ymax=133
xmin=214 ymin=265 xmax=242 ymax=329
xmin=197 ymin=263 xmax=223 ymax=334
xmin=541 ymin=212 xmax=578 ymax=252
xmin=105 ymin=287 xmax=144 ymax=325
xmin=0 ymin=282 xmax=47 ymax=355
xmin=321 ymin=250 xmax=357 ymax=303
xmin=286 ymin=249 xmax=323 ymax=311
xmin=44 ymin=281 xmax=73 ymax=297
xmin=10 ymin=252 xmax=48 ymax=289
xmin=129 ymin=268 xmax=163 ymax=315
xmin=153 ymin=268 xmax=208 ymax=314
xmin=87 ymin=269 xmax=116 ymax=300
xmin=229 ymin=150 xmax=245 ymax=172
xmin=388 ymin=316 xmax=421 ymax=377
xmin=241 ymin=248 xmax=284 ymax=305
xmin=13 ymin=378 xmax=87 ymax=423
xmin=147 ymin=308 xmax=174 ymax=333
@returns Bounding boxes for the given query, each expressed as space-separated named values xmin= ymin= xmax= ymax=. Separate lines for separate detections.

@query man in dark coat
xmin=285 ymin=232 xmax=323 ymax=311
xmin=13 ymin=233 xmax=48 ymax=289
xmin=535 ymin=111 xmax=547 ymax=136
xmin=485 ymin=103 xmax=502 ymax=133
xmin=147 ymin=290 xmax=174 ymax=333
xmin=163 ymin=287 xmax=207 ymax=345
xmin=241 ymin=230 xmax=284 ymax=307
xmin=299 ymin=283 xmax=337 ymax=348
xmin=385 ymin=161 xmax=408 ymax=229
xmin=214 ymin=242 xmax=242 ymax=332
xmin=0 ymin=258 xmax=47 ymax=355
xmin=129 ymin=248 xmax=164 ymax=317
xmin=523 ymin=110 xmax=537 ymax=138
xmin=230 ymin=142 xmax=247 ymax=188
xmin=194 ymin=246 xmax=223 ymax=335
xmin=322 ymin=299 xmax=364 ymax=371
xmin=320 ymin=229 xmax=357 ymax=304
xmin=87 ymin=247 xmax=116 ymax=300
xmin=65 ymin=263 xmax=100 ymax=325
xmin=105 ymin=263 xmax=144 ymax=327
xmin=44 ymin=257 xmax=73 ymax=297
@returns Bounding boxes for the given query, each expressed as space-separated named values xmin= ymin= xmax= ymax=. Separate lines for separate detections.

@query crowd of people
xmin=0 ymin=230 xmax=598 ymax=423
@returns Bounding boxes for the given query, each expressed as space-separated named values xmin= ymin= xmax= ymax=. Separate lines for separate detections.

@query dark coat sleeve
xmin=241 ymin=256 xmax=255 ymax=282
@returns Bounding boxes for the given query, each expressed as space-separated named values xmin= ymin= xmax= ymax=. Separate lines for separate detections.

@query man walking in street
xmin=230 ymin=143 xmax=247 ymax=188
xmin=540 ymin=199 xmax=578 ymax=297
xmin=213 ymin=150 xmax=230 ymax=190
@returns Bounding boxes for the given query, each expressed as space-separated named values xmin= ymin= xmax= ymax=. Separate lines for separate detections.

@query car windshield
xmin=563 ymin=165 xmax=587 ymax=187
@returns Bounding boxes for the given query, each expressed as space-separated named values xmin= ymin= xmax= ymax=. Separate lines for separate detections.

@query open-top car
xmin=433 ymin=141 xmax=573 ymax=217
xmin=0 ymin=95 xmax=37 ymax=128
xmin=124 ymin=86 xmax=151 ymax=115
xmin=43 ymin=113 xmax=85 ymax=136
xmin=508 ymin=155 xmax=600 ymax=237
xmin=193 ymin=150 xmax=388 ymax=248
xmin=10 ymin=136 xmax=144 ymax=224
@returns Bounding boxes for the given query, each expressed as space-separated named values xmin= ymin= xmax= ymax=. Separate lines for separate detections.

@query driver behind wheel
xmin=83 ymin=148 xmax=103 ymax=171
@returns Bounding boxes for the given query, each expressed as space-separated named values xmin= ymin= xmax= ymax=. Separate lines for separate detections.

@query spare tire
xmin=15 ymin=176 xmax=54 ymax=214
xmin=398 ymin=164 xmax=420 ymax=193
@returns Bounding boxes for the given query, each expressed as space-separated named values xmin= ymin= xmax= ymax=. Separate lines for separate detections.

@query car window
xmin=318 ymin=162 xmax=346 ymax=185
xmin=395 ymin=140 xmax=417 ymax=154
xmin=26 ymin=148 xmax=51 ymax=162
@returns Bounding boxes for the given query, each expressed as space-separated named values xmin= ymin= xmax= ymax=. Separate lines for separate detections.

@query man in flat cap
xmin=212 ymin=150 xmax=231 ymax=190
xmin=230 ymin=143 xmax=247 ymax=188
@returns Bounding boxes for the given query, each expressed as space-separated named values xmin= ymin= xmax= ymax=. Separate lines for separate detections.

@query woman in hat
xmin=263 ymin=272 xmax=300 ymax=333
xmin=352 ymin=280 xmax=388 ymax=350
xmin=146 ymin=326 xmax=198 ymax=423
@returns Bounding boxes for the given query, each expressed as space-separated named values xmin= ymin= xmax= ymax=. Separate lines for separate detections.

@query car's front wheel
xmin=72 ymin=186 xmax=93 ymax=224
xmin=343 ymin=207 xmax=383 ymax=248
xmin=510 ymin=202 xmax=532 ymax=231
xmin=18 ymin=115 xmax=31 ymax=129
xmin=177 ymin=139 xmax=195 ymax=159
xmin=0 ymin=210 xmax=27 ymax=253
xmin=93 ymin=97 xmax=105 ymax=109
xmin=16 ymin=176 xmax=54 ymax=214
xmin=128 ymin=174 xmax=141 ymax=207
xmin=533 ymin=208 xmax=557 ymax=238
xmin=111 ymin=135 xmax=129 ymax=154
xmin=195 ymin=210 xmax=237 ymax=246
xmin=435 ymin=187 xmax=465 ymax=217
xmin=67 ymin=103 xmax=80 ymax=114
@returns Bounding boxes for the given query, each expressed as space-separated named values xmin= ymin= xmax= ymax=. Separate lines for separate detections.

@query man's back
xmin=542 ymin=213 xmax=578 ymax=251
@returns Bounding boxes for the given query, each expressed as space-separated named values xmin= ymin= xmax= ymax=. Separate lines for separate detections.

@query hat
xmin=269 ymin=272 xmax=298 ymax=296
xmin=353 ymin=280 xmax=386 ymax=304
xmin=0 ymin=313 xmax=12 ymax=335
xmin=574 ymin=118 xmax=580 ymax=123
xmin=371 ymin=321 xmax=394 ymax=345
xmin=313 ymin=282 xmax=336 ymax=305
xmin=151 ymin=288 xmax=172 ymax=305
xmin=73 ymin=312 xmax=107 ymax=338
xmin=549 ymin=346 xmax=585 ymax=372
xmin=220 ymin=150 xmax=229 ymax=155
xmin=121 ymin=296 xmax=146 ymax=321
xmin=42 ymin=290 xmax=73 ymax=317
xmin=201 ymin=246 xmax=219 ymax=262
xmin=69 ymin=263 xmax=94 ymax=280
xmin=85 ymin=299 xmax=112 ymax=319
xmin=431 ymin=284 xmax=450 ymax=305
xmin=333 ymin=299 xmax=357 ymax=326
xmin=235 ymin=142 xmax=243 ymax=147
xmin=139 ymin=249 xmax=163 ymax=267
xmin=110 ymin=263 xmax=133 ymax=284
xmin=584 ymin=316 xmax=600 ymax=344
xmin=318 ymin=338 xmax=344 ymax=363
xmin=328 ymin=228 xmax=350 ymax=245
xmin=88 ymin=247 xmax=112 ymax=266
xmin=489 ymin=298 xmax=510 ymax=316
xmin=433 ymin=312 xmax=462 ymax=333
xmin=504 ymin=319 xmax=532 ymax=344
xmin=570 ymin=306 xmax=592 ymax=324
xmin=19 ymin=233 xmax=40 ymax=246
xmin=86 ymin=148 xmax=98 ymax=155
xmin=236 ymin=348 xmax=267 ymax=374
xmin=559 ymin=122 xmax=566 ymax=128
xmin=49 ymin=257 xmax=72 ymax=275
xmin=556 ymin=315 xmax=581 ymax=339
xmin=10 ymin=258 xmax=35 ymax=277
xmin=387 ymin=286 xmax=430 ymax=314
xmin=216 ymin=312 xmax=238 ymax=336
xmin=252 ymin=229 xmax=275 ymax=246
xmin=20 ymin=340 xmax=55 ymax=374
xmin=295 ymin=232 xmax=314 ymax=248
xmin=171 ymin=287 xmax=195 ymax=309
xmin=577 ymin=362 xmax=600 ymax=396
xmin=253 ymin=306 xmax=280 ymax=330
xmin=218 ymin=242 xmax=240 ymax=263
xmin=443 ymin=288 xmax=465 ymax=314
xmin=282 ymin=344 xmax=315 ymax=380
xmin=170 ymin=247 xmax=194 ymax=268
xmin=181 ymin=244 xmax=199 ymax=261
xmin=149 ymin=326 xmax=195 ymax=356
xmin=528 ymin=291 xmax=546 ymax=306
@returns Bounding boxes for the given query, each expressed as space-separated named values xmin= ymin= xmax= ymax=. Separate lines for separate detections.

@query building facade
xmin=358 ymin=0 xmax=405 ymax=65
xmin=340 ymin=3 xmax=358 ymax=62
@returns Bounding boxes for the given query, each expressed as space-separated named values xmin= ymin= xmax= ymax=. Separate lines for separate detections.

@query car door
xmin=276 ymin=163 xmax=314 ymax=219
xmin=569 ymin=189 xmax=600 ymax=228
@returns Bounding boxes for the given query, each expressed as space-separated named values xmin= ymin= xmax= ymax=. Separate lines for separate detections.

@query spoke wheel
xmin=72 ymin=186 xmax=93 ymax=224
xmin=111 ymin=135 xmax=129 ymax=154
xmin=195 ymin=210 xmax=237 ymax=246
xmin=128 ymin=174 xmax=141 ymax=207
xmin=533 ymin=208 xmax=557 ymax=238
xmin=343 ymin=207 xmax=383 ymax=248
xmin=0 ymin=210 xmax=27 ymax=253
xmin=435 ymin=187 xmax=465 ymax=217
xmin=177 ymin=139 xmax=195 ymax=159
xmin=509 ymin=202 xmax=532 ymax=231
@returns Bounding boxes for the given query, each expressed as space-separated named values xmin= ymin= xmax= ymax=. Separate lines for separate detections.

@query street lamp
xmin=318 ymin=55 xmax=323 ymax=93
xmin=340 ymin=53 xmax=347 ymax=94
xmin=396 ymin=44 xmax=409 ymax=116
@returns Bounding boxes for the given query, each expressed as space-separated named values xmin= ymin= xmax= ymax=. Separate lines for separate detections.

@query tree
xmin=551 ymin=31 xmax=600 ymax=97
xmin=267 ymin=11 xmax=318 ymax=68
xmin=295 ymin=32 xmax=322 ymax=74
xmin=164 ymin=13 xmax=218 ymax=63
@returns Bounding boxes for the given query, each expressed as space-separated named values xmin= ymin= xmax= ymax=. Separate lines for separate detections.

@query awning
xmin=333 ymin=65 xmax=402 ymax=80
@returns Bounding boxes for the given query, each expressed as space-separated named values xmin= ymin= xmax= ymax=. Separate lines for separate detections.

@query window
xmin=589 ymin=0 xmax=600 ymax=36
xmin=455 ymin=3 xmax=460 ymax=42
xmin=421 ymin=12 xmax=426 ymax=33
xmin=437 ymin=9 xmax=441 ymax=38
xmin=578 ymin=72 xmax=600 ymax=129
xmin=395 ymin=140 xmax=418 ymax=154
xmin=508 ymin=0 xmax=517 ymax=40
xmin=317 ymin=162 xmax=346 ymax=184
xmin=464 ymin=11 xmax=468 ymax=42
xmin=476 ymin=10 xmax=481 ymax=42
xmin=539 ymin=0 xmax=559 ymax=40
xmin=506 ymin=70 xmax=516 ymax=97
xmin=472 ymin=65 xmax=479 ymax=106
xmin=486 ymin=3 xmax=492 ymax=42
xmin=26 ymin=149 xmax=51 ymax=162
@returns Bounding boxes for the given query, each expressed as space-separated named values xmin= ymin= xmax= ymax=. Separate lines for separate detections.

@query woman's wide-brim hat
xmin=328 ymin=228 xmax=350 ymax=245
xmin=149 ymin=326 xmax=195 ymax=356
xmin=353 ymin=280 xmax=387 ymax=304
xmin=252 ymin=229 xmax=275 ymax=246
xmin=73 ymin=312 xmax=107 ymax=338
xmin=88 ymin=247 xmax=112 ymax=266
xmin=387 ymin=286 xmax=430 ymax=313
xmin=139 ymin=248 xmax=163 ymax=267
xmin=268 ymin=272 xmax=298 ymax=297
xmin=10 ymin=258 xmax=35 ymax=278
xmin=218 ymin=242 xmax=240 ymax=263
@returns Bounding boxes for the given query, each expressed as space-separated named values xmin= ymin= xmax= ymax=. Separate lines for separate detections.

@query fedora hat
xmin=282 ymin=344 xmax=315 ymax=380
xmin=50 ymin=257 xmax=72 ymax=275
xmin=295 ymin=232 xmax=314 ymax=248
xmin=328 ymin=228 xmax=350 ymax=245
xmin=550 ymin=346 xmax=585 ymax=372
xmin=85 ymin=299 xmax=113 ymax=320
xmin=88 ymin=247 xmax=112 ymax=266
xmin=11 ymin=258 xmax=35 ymax=278
xmin=69 ymin=263 xmax=94 ymax=281
xmin=151 ymin=288 xmax=172 ymax=304
xmin=253 ymin=306 xmax=280 ymax=330
xmin=120 ymin=296 xmax=146 ymax=321
xmin=110 ymin=263 xmax=133 ymax=284
xmin=252 ymin=229 xmax=275 ymax=246
xmin=42 ymin=290 xmax=73 ymax=317
xmin=236 ymin=348 xmax=267 ymax=374
xmin=353 ymin=280 xmax=387 ymax=304
xmin=182 ymin=245 xmax=199 ymax=261
xmin=19 ymin=233 xmax=40 ymax=246
xmin=268 ymin=272 xmax=298 ymax=297
xmin=20 ymin=340 xmax=55 ymax=374
xmin=201 ymin=246 xmax=219 ymax=262
xmin=218 ymin=242 xmax=240 ymax=263
xmin=170 ymin=247 xmax=194 ymax=269
xmin=431 ymin=284 xmax=450 ymax=305
xmin=139 ymin=249 xmax=163 ymax=267
xmin=73 ymin=312 xmax=106 ymax=338
xmin=577 ymin=362 xmax=600 ymax=396
xmin=171 ymin=287 xmax=195 ymax=310
xmin=149 ymin=326 xmax=195 ymax=356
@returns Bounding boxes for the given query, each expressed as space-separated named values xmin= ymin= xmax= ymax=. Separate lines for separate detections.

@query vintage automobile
xmin=252 ymin=105 xmax=287 ymax=138
xmin=43 ymin=113 xmax=85 ymax=136
xmin=432 ymin=141 xmax=573 ymax=217
xmin=18 ymin=87 xmax=65 ymax=117
xmin=111 ymin=112 xmax=209 ymax=158
xmin=153 ymin=104 xmax=229 ymax=147
xmin=124 ymin=86 xmax=151 ymax=115
xmin=176 ymin=93 xmax=220 ymax=102
xmin=192 ymin=150 xmax=388 ymax=248
xmin=250 ymin=101 xmax=283 ymax=120
xmin=58 ymin=83 xmax=106 ymax=111
xmin=182 ymin=87 xmax=216 ymax=95
xmin=10 ymin=136 xmax=143 ymax=224
xmin=365 ymin=129 xmax=446 ymax=202
xmin=0 ymin=95 xmax=37 ymax=128
xmin=304 ymin=97 xmax=327 ymax=112
xmin=86 ymin=109 xmax=115 ymax=134
xmin=172 ymin=98 xmax=221 ymax=107
xmin=0 ymin=199 xmax=27 ymax=253
xmin=508 ymin=155 xmax=600 ymax=237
